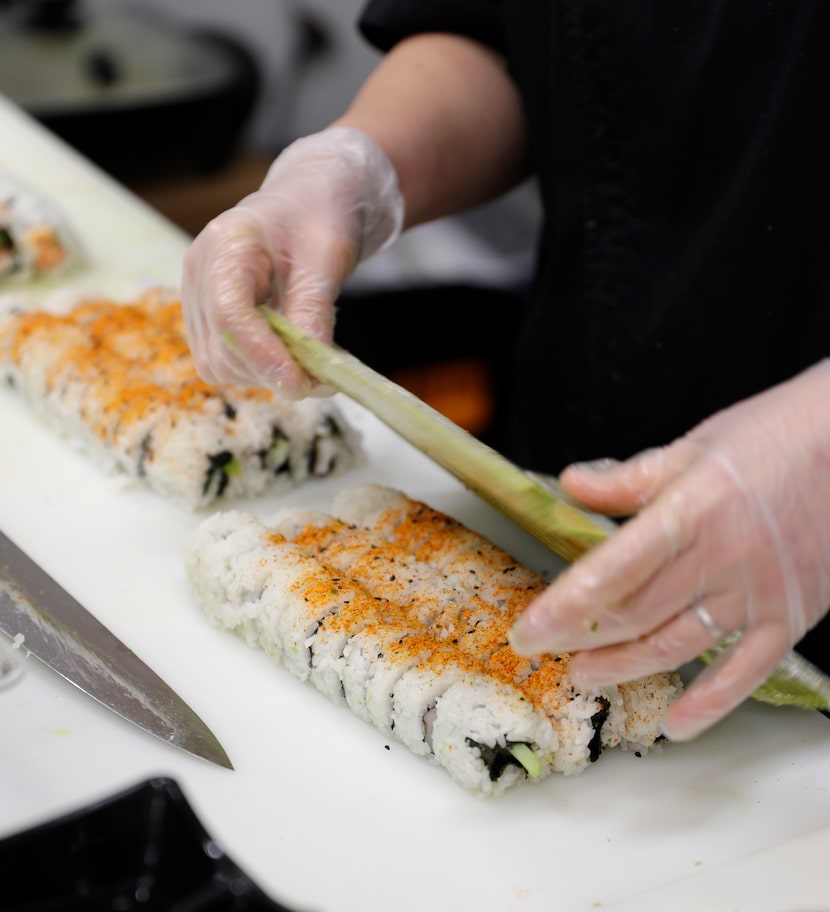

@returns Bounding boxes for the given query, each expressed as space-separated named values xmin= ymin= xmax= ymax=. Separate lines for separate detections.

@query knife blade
xmin=262 ymin=308 xmax=830 ymax=712
xmin=0 ymin=529 xmax=233 ymax=769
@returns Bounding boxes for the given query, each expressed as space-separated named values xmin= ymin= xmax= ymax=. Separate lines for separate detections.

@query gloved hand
xmin=181 ymin=127 xmax=404 ymax=396
xmin=509 ymin=360 xmax=830 ymax=740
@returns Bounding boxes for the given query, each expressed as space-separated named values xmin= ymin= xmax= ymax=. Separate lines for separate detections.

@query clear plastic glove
xmin=509 ymin=360 xmax=830 ymax=740
xmin=181 ymin=127 xmax=404 ymax=396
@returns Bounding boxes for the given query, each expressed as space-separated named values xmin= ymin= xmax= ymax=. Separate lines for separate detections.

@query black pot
xmin=0 ymin=2 xmax=260 ymax=179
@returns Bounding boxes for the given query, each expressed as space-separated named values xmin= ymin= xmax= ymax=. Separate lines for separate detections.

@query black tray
xmin=0 ymin=777 xmax=302 ymax=911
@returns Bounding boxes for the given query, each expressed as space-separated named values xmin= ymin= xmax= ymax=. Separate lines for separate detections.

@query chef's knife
xmin=0 ymin=529 xmax=233 ymax=768
xmin=262 ymin=309 xmax=830 ymax=712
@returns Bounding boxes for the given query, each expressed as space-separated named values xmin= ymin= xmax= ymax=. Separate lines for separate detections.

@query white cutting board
xmin=1 ymin=96 xmax=829 ymax=912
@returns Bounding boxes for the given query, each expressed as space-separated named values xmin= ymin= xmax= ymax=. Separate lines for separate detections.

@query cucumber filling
xmin=203 ymin=450 xmax=240 ymax=497
xmin=466 ymin=738 xmax=541 ymax=781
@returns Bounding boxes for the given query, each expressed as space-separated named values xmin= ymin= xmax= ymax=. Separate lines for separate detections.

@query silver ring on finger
xmin=693 ymin=603 xmax=727 ymax=644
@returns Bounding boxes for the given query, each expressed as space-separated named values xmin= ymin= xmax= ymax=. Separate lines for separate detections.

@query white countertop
xmin=1 ymin=95 xmax=829 ymax=912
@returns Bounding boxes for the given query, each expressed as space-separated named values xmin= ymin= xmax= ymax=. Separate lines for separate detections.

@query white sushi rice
xmin=341 ymin=622 xmax=419 ymax=725
xmin=389 ymin=653 xmax=477 ymax=758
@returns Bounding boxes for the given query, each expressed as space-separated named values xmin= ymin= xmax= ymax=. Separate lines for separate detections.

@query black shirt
xmin=358 ymin=1 xmax=830 ymax=671
xmin=360 ymin=0 xmax=830 ymax=471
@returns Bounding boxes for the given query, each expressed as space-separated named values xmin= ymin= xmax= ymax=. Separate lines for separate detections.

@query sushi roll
xmin=186 ymin=488 xmax=683 ymax=797
xmin=0 ymin=171 xmax=82 ymax=282
xmin=269 ymin=509 xmax=466 ymax=626
xmin=0 ymin=290 xmax=364 ymax=508
xmin=331 ymin=484 xmax=680 ymax=762
xmin=306 ymin=593 xmax=403 ymax=705
xmin=184 ymin=510 xmax=285 ymax=654
xmin=270 ymin=508 xmax=530 ymax=674
xmin=332 ymin=482 xmax=547 ymax=607
xmin=187 ymin=508 xmax=564 ymax=796
xmin=431 ymin=677 xmax=559 ymax=797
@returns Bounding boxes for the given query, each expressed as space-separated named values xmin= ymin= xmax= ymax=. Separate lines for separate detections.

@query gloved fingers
xmin=509 ymin=478 xmax=707 ymax=655
xmin=509 ymin=431 xmax=764 ymax=656
xmin=566 ymin=591 xmax=744 ymax=690
xmin=659 ymin=621 xmax=789 ymax=740
xmin=196 ymin=332 xmax=256 ymax=387
xmin=182 ymin=221 xmax=289 ymax=388
xmin=274 ymin=255 xmax=343 ymax=345
xmin=183 ymin=219 xmax=339 ymax=397
xmin=211 ymin=268 xmax=316 ymax=395
xmin=512 ymin=361 xmax=830 ymax=739
xmin=181 ymin=127 xmax=404 ymax=398
xmin=537 ymin=527 xmax=734 ymax=652
xmin=560 ymin=442 xmax=697 ymax=515
xmin=197 ymin=329 xmax=302 ymax=393
xmin=257 ymin=260 xmax=345 ymax=397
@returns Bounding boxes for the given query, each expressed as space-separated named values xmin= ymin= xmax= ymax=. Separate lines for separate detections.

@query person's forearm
xmin=331 ymin=32 xmax=528 ymax=229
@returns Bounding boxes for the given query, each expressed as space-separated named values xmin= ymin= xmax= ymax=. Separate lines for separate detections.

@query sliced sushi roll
xmin=389 ymin=648 xmax=480 ymax=758
xmin=517 ymin=661 xmax=622 ymax=775
xmin=0 ymin=170 xmax=83 ymax=282
xmin=0 ymin=291 xmax=364 ymax=508
xmin=271 ymin=509 xmax=461 ymax=626
xmin=341 ymin=622 xmax=425 ymax=725
xmin=431 ymin=677 xmax=559 ymax=798
xmin=188 ymin=511 xmax=388 ymax=679
xmin=277 ymin=508 xmax=545 ymax=696
xmin=330 ymin=482 xmax=412 ymax=537
xmin=274 ymin=508 xmax=528 ymax=670
xmin=186 ymin=510 xmax=286 ymax=656
xmin=345 ymin=627 xmax=557 ymax=795
xmin=607 ymin=673 xmax=682 ymax=754
xmin=262 ymin=546 xmax=368 ymax=684
xmin=362 ymin=631 xmax=437 ymax=734
xmin=386 ymin=647 xmax=558 ymax=795
xmin=186 ymin=494 xmax=683 ymax=798
xmin=332 ymin=485 xmax=683 ymax=769
xmin=305 ymin=590 xmax=402 ymax=704
xmin=332 ymin=483 xmax=546 ymax=608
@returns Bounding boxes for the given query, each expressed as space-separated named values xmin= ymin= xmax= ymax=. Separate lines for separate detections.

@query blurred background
xmin=0 ymin=0 xmax=542 ymax=445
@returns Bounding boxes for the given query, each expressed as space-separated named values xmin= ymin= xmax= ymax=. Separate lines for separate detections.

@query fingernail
xmin=263 ymin=364 xmax=311 ymax=399
xmin=658 ymin=718 xmax=689 ymax=742
xmin=569 ymin=457 xmax=620 ymax=475
xmin=506 ymin=623 xmax=535 ymax=656
xmin=508 ymin=613 xmax=567 ymax=656
xmin=658 ymin=707 xmax=711 ymax=743
xmin=567 ymin=653 xmax=628 ymax=691
xmin=568 ymin=665 xmax=605 ymax=692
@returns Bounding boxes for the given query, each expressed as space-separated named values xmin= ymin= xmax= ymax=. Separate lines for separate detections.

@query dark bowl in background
xmin=0 ymin=1 xmax=261 ymax=180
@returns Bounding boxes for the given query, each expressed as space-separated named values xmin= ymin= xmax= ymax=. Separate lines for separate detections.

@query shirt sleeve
xmin=358 ymin=0 xmax=506 ymax=54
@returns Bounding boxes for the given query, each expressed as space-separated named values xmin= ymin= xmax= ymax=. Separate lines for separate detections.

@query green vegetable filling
xmin=507 ymin=743 xmax=542 ymax=779
xmin=466 ymin=738 xmax=541 ymax=781
xmin=203 ymin=450 xmax=240 ymax=497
